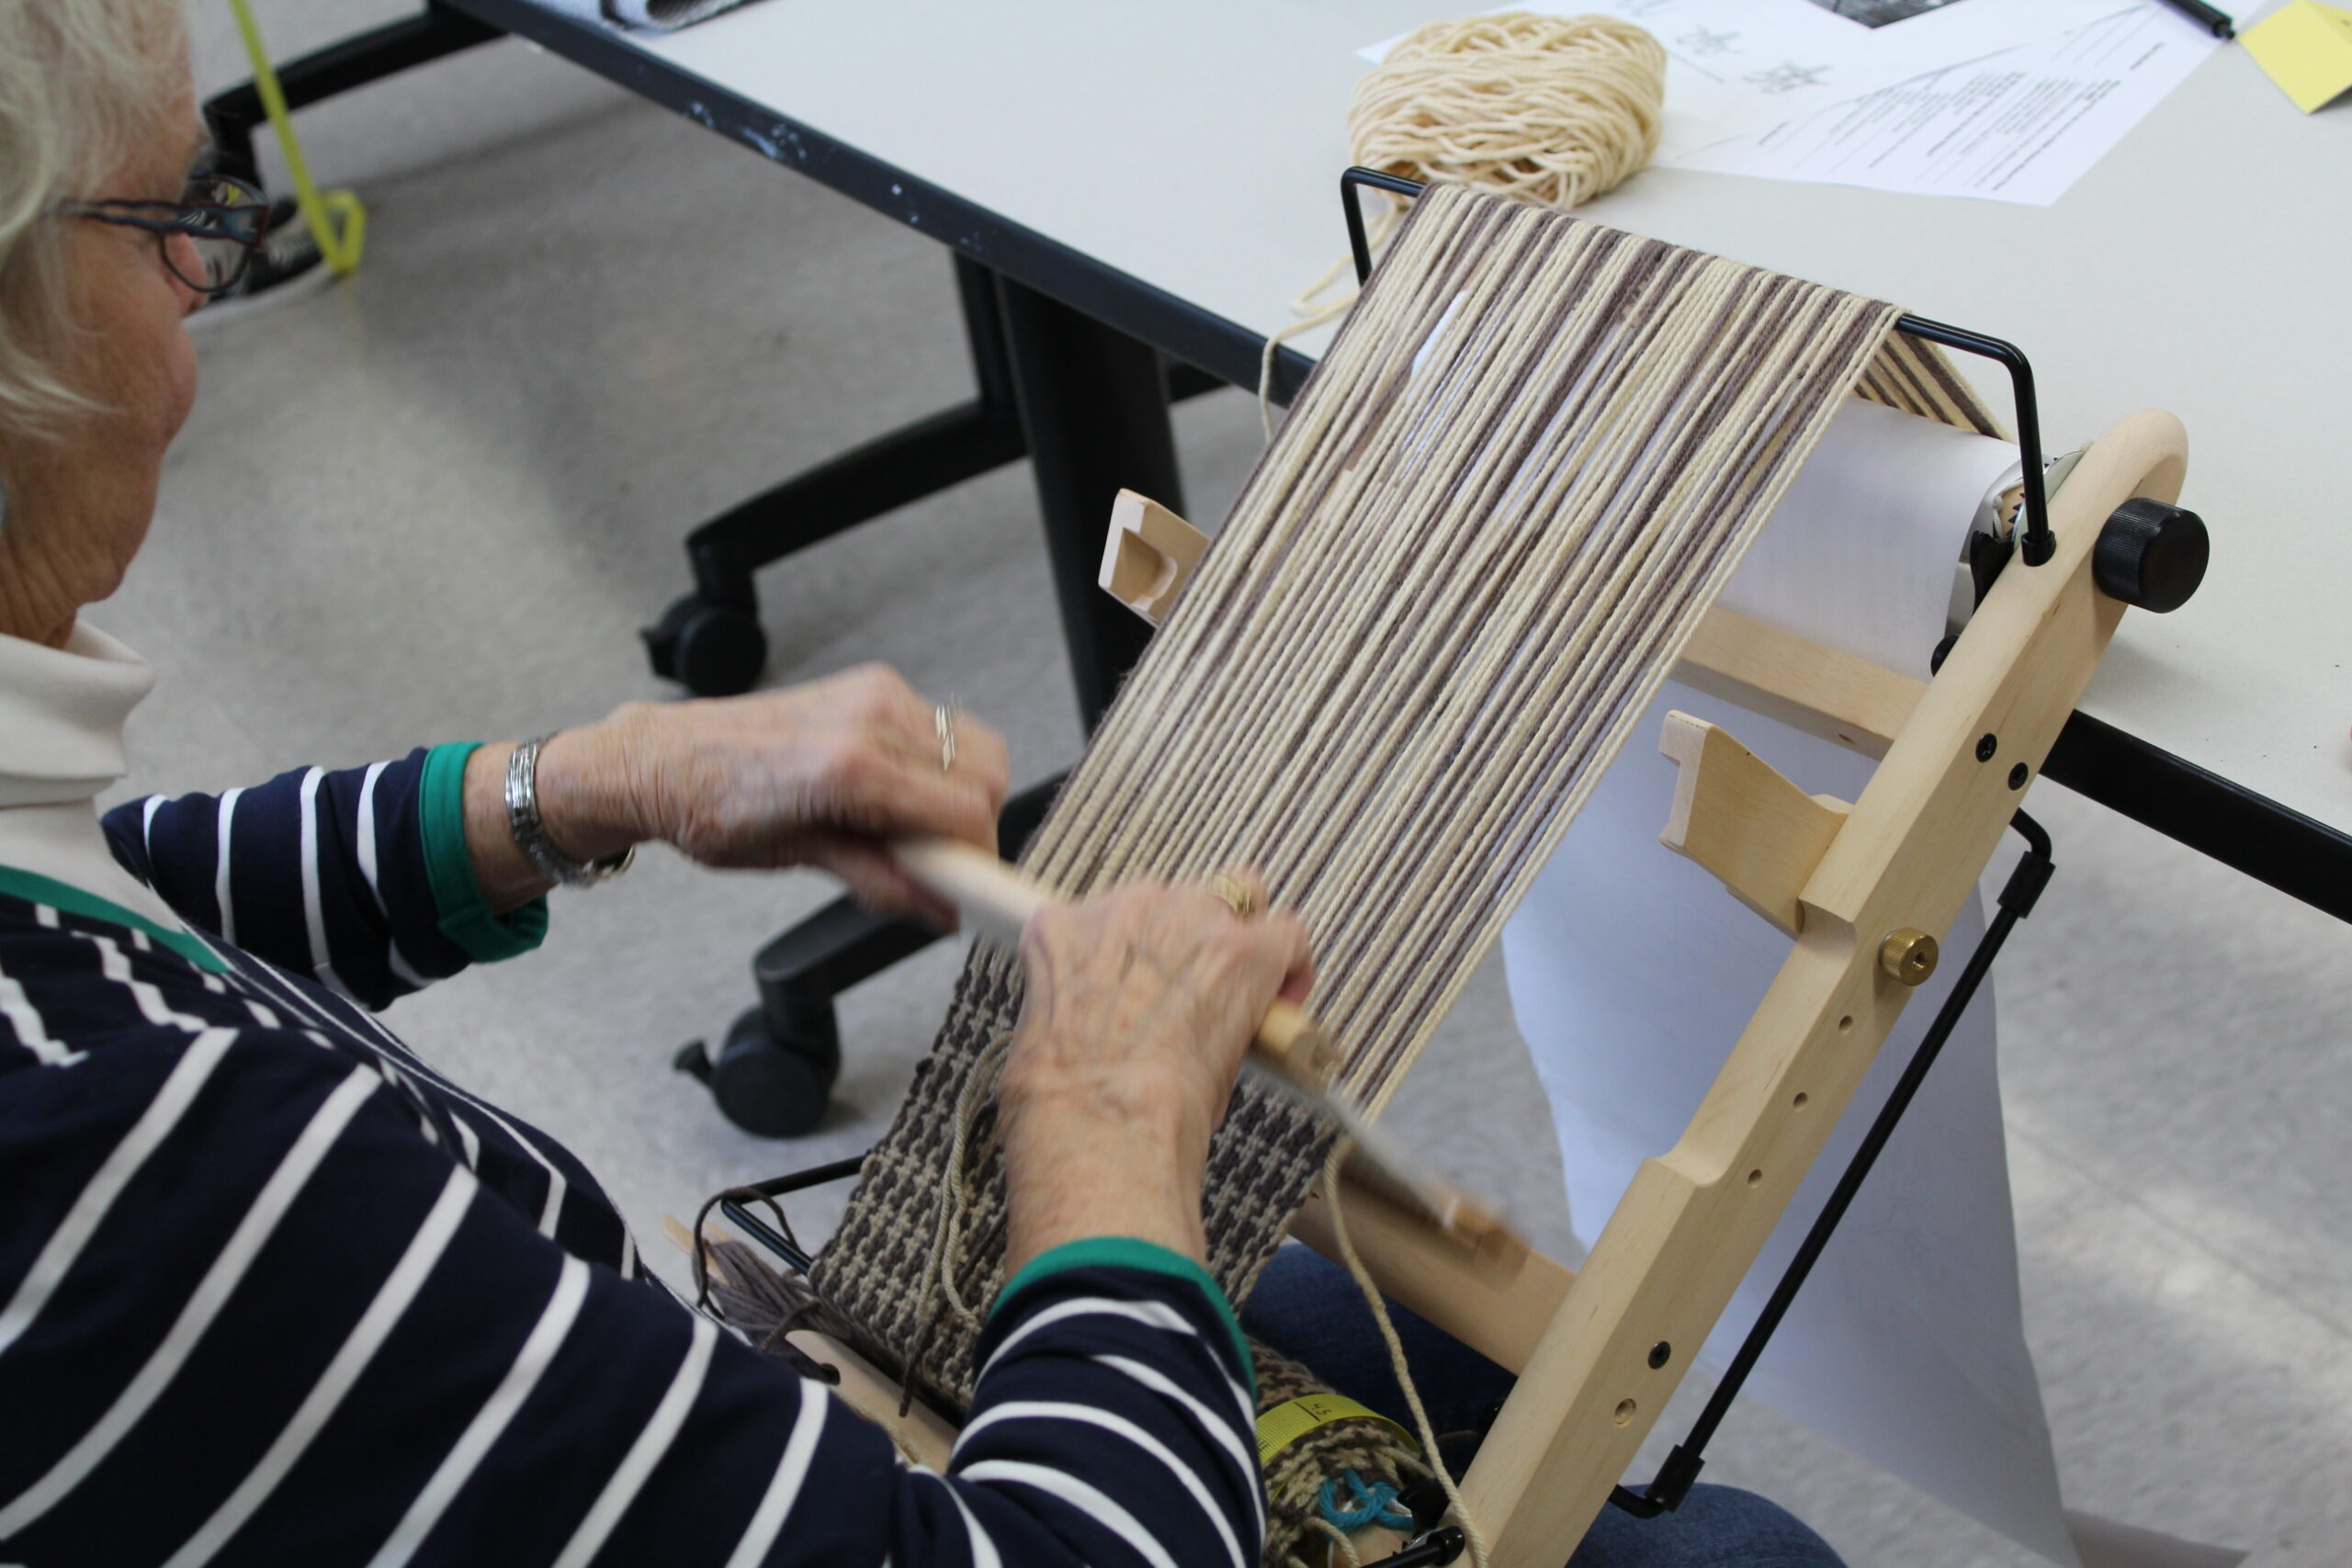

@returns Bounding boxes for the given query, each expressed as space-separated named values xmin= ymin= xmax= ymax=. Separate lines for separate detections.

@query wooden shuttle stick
xmin=890 ymin=838 xmax=1335 ymax=1079
xmin=888 ymin=837 xmax=1527 ymax=1271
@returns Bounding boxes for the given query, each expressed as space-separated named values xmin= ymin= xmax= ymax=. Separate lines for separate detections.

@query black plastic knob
xmin=2093 ymin=498 xmax=2209 ymax=613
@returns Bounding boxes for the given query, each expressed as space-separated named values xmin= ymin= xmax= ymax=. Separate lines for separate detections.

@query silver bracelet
xmin=505 ymin=734 xmax=635 ymax=888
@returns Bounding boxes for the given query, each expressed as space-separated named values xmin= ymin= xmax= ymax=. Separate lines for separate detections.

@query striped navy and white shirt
xmin=0 ymin=715 xmax=1261 ymax=1566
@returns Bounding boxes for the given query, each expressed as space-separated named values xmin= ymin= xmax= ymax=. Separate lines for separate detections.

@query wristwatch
xmin=505 ymin=734 xmax=635 ymax=887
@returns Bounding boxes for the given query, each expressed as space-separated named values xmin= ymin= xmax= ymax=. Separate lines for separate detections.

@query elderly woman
xmin=0 ymin=6 xmax=1850 ymax=1566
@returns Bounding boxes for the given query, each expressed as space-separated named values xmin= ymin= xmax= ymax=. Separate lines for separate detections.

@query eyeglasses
xmin=60 ymin=172 xmax=272 ymax=298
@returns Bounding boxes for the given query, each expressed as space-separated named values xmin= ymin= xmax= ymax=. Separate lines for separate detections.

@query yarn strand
xmin=1259 ymin=12 xmax=1668 ymax=428
xmin=1321 ymin=1145 xmax=1492 ymax=1568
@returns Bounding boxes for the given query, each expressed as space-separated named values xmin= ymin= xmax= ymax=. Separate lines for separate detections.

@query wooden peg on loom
xmin=888 ymin=838 xmax=1528 ymax=1273
xmin=1657 ymin=713 xmax=1852 ymax=937
xmin=1098 ymin=489 xmax=1208 ymax=624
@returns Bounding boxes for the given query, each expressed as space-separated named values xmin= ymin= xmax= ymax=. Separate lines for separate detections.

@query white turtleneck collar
xmin=0 ymin=622 xmax=198 ymax=936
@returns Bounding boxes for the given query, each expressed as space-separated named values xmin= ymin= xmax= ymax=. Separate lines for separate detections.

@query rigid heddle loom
xmin=767 ymin=179 xmax=2196 ymax=1565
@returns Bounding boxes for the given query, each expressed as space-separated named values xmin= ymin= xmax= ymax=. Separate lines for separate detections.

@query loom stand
xmin=718 ymin=409 xmax=2196 ymax=1565
xmin=1448 ymin=410 xmax=2186 ymax=1565
xmin=1101 ymin=404 xmax=2193 ymax=1562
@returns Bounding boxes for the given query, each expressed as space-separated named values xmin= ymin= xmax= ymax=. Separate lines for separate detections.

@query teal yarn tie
xmin=1316 ymin=1468 xmax=1417 ymax=1534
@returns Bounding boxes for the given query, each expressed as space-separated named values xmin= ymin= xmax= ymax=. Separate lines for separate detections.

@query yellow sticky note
xmin=2244 ymin=0 xmax=2352 ymax=113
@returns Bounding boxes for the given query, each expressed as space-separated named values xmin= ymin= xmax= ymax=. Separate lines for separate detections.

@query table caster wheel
xmin=642 ymin=595 xmax=767 ymax=695
xmin=672 ymin=1004 xmax=840 ymax=1137
xmin=2094 ymin=498 xmax=2208 ymax=613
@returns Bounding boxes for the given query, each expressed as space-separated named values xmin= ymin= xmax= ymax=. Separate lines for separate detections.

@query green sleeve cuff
xmin=419 ymin=742 xmax=549 ymax=964
xmin=994 ymin=1237 xmax=1254 ymax=1397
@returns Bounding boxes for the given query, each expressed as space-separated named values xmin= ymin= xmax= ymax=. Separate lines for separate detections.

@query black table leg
xmin=991 ymin=274 xmax=1176 ymax=729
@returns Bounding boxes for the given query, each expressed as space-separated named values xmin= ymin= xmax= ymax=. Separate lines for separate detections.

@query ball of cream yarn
xmin=1351 ymin=12 xmax=1668 ymax=209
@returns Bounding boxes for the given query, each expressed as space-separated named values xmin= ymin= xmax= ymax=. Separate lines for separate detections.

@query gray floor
xmin=105 ymin=10 xmax=2352 ymax=1564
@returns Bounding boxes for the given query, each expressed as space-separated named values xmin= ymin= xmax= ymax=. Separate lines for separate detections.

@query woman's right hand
xmin=998 ymin=871 xmax=1313 ymax=1273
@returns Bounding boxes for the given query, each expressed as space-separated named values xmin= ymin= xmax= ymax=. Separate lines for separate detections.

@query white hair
xmin=0 ymin=0 xmax=189 ymax=437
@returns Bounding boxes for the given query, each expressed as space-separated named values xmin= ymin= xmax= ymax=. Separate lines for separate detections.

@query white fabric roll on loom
xmin=1505 ymin=399 xmax=2239 ymax=1568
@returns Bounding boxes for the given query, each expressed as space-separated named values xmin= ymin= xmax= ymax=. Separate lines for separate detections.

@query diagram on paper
xmin=1746 ymin=62 xmax=1835 ymax=93
xmin=1362 ymin=0 xmax=2139 ymax=161
xmin=1677 ymin=28 xmax=1742 ymax=58
xmin=1669 ymin=2 xmax=2227 ymax=205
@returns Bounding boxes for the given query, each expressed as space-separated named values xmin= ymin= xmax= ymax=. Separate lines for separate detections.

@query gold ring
xmin=935 ymin=697 xmax=959 ymax=774
xmin=1211 ymin=873 xmax=1260 ymax=919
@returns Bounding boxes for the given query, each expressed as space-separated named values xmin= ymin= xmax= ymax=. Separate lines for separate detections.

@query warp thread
xmin=1261 ymin=10 xmax=1668 ymax=428
xmin=813 ymin=182 xmax=1972 ymax=1557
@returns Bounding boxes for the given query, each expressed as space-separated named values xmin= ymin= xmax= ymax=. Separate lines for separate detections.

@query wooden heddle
xmin=795 ymin=180 xmax=2190 ymax=1563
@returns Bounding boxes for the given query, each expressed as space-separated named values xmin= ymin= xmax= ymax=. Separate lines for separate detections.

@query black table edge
xmin=447 ymin=0 xmax=1317 ymax=405
xmin=2044 ymin=712 xmax=2350 ymax=921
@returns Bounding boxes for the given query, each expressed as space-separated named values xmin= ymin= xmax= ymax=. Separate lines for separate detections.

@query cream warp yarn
xmin=1260 ymin=12 xmax=1668 ymax=429
xmin=816 ymin=180 xmax=1909 ymax=1413
xmin=1352 ymin=12 xmax=1666 ymax=210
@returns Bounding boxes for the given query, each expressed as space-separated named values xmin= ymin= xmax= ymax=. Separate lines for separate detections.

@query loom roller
xmin=884 ymin=837 xmax=1529 ymax=1270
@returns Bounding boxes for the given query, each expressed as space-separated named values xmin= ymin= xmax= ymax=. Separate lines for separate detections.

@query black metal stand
xmin=1607 ymin=812 xmax=2057 ymax=1520
xmin=200 ymin=3 xmax=502 ymax=189
xmin=1373 ymin=1527 xmax=1466 ymax=1566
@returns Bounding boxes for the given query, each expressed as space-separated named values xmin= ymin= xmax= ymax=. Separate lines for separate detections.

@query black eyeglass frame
xmin=59 ymin=173 xmax=273 ymax=298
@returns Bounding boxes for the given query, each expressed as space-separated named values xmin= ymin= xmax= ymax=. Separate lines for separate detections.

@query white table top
xmin=631 ymin=0 xmax=2351 ymax=842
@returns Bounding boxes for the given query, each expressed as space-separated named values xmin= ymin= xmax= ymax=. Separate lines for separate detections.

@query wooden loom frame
xmin=700 ymin=242 xmax=2195 ymax=1554
xmin=1098 ymin=398 xmax=2188 ymax=1562
xmin=707 ymin=408 xmax=2188 ymax=1562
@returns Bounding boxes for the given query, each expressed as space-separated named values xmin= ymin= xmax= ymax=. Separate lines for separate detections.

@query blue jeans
xmin=1240 ymin=1246 xmax=1846 ymax=1568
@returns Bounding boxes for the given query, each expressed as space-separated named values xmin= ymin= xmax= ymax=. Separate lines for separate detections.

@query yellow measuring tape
xmin=223 ymin=0 xmax=368 ymax=277
xmin=1254 ymin=1393 xmax=1419 ymax=1469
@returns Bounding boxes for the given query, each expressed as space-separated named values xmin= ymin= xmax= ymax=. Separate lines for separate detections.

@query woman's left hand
xmin=534 ymin=664 xmax=1009 ymax=923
